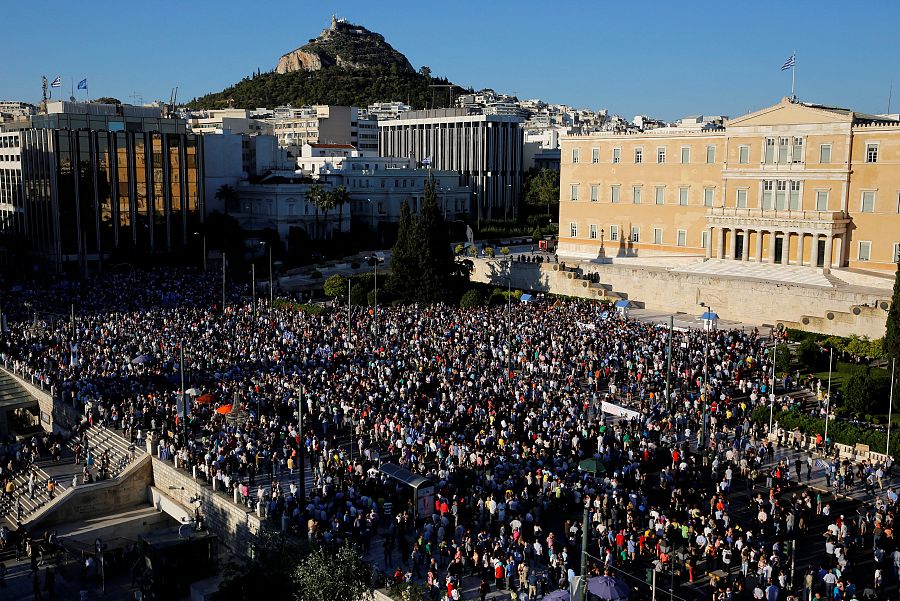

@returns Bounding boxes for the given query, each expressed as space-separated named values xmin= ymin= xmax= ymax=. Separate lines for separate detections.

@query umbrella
xmin=215 ymin=404 xmax=233 ymax=415
xmin=185 ymin=387 xmax=201 ymax=396
xmin=587 ymin=576 xmax=629 ymax=600
xmin=542 ymin=591 xmax=570 ymax=601
xmin=579 ymin=458 xmax=607 ymax=476
xmin=131 ymin=354 xmax=153 ymax=365
xmin=196 ymin=394 xmax=215 ymax=405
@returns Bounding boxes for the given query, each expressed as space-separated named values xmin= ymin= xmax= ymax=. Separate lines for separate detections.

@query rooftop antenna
xmin=889 ymin=80 xmax=893 ymax=114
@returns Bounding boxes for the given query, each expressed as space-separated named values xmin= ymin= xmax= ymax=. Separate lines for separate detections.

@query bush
xmin=310 ymin=270 xmax=323 ymax=279
xmin=751 ymin=405 xmax=900 ymax=459
xmin=467 ymin=246 xmax=478 ymax=257
xmin=367 ymin=289 xmax=378 ymax=307
xmin=501 ymin=246 xmax=510 ymax=256
xmin=460 ymin=288 xmax=485 ymax=308
xmin=798 ymin=339 xmax=826 ymax=371
xmin=454 ymin=244 xmax=465 ymax=255
xmin=484 ymin=247 xmax=495 ymax=258
xmin=323 ymin=274 xmax=347 ymax=298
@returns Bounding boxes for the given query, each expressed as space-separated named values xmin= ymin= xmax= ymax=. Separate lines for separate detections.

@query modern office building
xmin=378 ymin=108 xmax=524 ymax=223
xmin=559 ymin=97 xmax=900 ymax=272
xmin=0 ymin=101 xmax=203 ymax=272
xmin=186 ymin=108 xmax=273 ymax=136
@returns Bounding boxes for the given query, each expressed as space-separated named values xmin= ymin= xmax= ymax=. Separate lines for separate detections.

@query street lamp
xmin=506 ymin=183 xmax=512 ymax=221
xmin=698 ymin=302 xmax=713 ymax=455
xmin=600 ymin=228 xmax=605 ymax=249
xmin=193 ymin=231 xmax=206 ymax=272
xmin=260 ymin=241 xmax=273 ymax=306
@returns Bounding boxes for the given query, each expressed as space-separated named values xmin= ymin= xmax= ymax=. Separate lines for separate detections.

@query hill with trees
xmin=189 ymin=18 xmax=469 ymax=110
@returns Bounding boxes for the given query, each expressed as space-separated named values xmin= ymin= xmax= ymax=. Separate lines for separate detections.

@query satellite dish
xmin=178 ymin=522 xmax=192 ymax=538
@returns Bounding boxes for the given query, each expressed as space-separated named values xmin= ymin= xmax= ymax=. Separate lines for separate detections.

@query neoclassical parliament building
xmin=559 ymin=98 xmax=900 ymax=274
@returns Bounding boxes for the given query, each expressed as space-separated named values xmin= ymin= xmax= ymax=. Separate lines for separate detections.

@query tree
xmin=331 ymin=186 xmax=351 ymax=233
xmin=215 ymin=184 xmax=239 ymax=215
xmin=387 ymin=199 xmax=419 ymax=302
xmin=523 ymin=168 xmax=560 ymax=214
xmin=414 ymin=174 xmax=464 ymax=303
xmin=323 ymin=274 xmax=347 ymax=298
xmin=460 ymin=288 xmax=485 ymax=308
xmin=885 ymin=261 xmax=900 ymax=365
xmin=419 ymin=66 xmax=432 ymax=78
xmin=305 ymin=185 xmax=324 ymax=238
xmin=798 ymin=339 xmax=826 ymax=371
xmin=774 ymin=343 xmax=792 ymax=375
xmin=291 ymin=543 xmax=373 ymax=601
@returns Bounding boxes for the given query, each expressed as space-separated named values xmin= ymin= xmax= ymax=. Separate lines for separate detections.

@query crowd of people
xmin=0 ymin=267 xmax=897 ymax=600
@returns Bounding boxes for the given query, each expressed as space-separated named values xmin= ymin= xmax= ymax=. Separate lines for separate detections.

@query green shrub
xmin=798 ymin=339 xmax=826 ymax=371
xmin=460 ymin=288 xmax=485 ymax=308
xmin=501 ymin=246 xmax=510 ymax=256
xmin=310 ymin=270 xmax=323 ymax=279
xmin=484 ymin=247 xmax=495 ymax=258
xmin=454 ymin=244 xmax=465 ymax=255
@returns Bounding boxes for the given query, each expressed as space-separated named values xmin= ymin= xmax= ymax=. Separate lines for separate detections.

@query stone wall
xmin=0 ymin=366 xmax=82 ymax=433
xmin=150 ymin=457 xmax=262 ymax=558
xmin=25 ymin=454 xmax=153 ymax=529
xmin=471 ymin=258 xmax=890 ymax=338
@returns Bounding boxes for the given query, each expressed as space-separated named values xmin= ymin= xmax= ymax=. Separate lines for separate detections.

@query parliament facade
xmin=559 ymin=98 xmax=900 ymax=272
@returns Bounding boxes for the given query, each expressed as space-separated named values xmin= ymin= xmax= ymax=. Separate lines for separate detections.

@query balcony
xmin=706 ymin=206 xmax=850 ymax=234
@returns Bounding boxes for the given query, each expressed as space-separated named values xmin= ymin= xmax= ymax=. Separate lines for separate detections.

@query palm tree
xmin=305 ymin=184 xmax=324 ymax=238
xmin=215 ymin=184 xmax=239 ymax=215
xmin=318 ymin=190 xmax=338 ymax=239
xmin=331 ymin=186 xmax=351 ymax=234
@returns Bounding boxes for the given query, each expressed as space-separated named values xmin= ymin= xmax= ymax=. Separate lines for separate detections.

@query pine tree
xmin=387 ymin=199 xmax=418 ymax=302
xmin=885 ymin=260 xmax=900 ymax=364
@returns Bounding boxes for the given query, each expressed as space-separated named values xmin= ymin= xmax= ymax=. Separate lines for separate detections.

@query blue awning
xmin=520 ymin=294 xmax=534 ymax=302
xmin=701 ymin=311 xmax=719 ymax=320
xmin=614 ymin=300 xmax=631 ymax=308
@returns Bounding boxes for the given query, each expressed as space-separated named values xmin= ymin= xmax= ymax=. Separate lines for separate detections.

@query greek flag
xmin=781 ymin=54 xmax=796 ymax=71
xmin=77 ymin=78 xmax=88 ymax=90
xmin=50 ymin=76 xmax=62 ymax=88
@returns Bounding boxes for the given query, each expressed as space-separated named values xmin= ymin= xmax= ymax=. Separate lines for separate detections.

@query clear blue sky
xmin=6 ymin=0 xmax=900 ymax=121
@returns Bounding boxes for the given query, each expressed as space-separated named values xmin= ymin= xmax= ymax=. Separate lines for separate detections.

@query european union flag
xmin=77 ymin=78 xmax=88 ymax=90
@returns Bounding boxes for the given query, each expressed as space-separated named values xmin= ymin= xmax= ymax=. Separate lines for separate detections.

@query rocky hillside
xmin=190 ymin=17 xmax=466 ymax=111
xmin=276 ymin=16 xmax=414 ymax=74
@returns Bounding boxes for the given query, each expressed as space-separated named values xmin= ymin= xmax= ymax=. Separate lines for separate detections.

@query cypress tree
xmin=415 ymin=174 xmax=461 ymax=303
xmin=885 ymin=260 xmax=900 ymax=364
xmin=387 ymin=199 xmax=418 ymax=302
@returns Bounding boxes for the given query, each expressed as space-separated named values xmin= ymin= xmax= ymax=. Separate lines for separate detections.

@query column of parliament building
xmin=559 ymin=98 xmax=900 ymax=273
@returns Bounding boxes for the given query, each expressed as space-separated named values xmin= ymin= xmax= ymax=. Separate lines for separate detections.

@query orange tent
xmin=196 ymin=394 xmax=215 ymax=405
xmin=215 ymin=404 xmax=233 ymax=415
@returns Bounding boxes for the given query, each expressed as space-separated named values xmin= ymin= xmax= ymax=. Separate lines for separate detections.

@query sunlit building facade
xmin=1 ymin=102 xmax=203 ymax=271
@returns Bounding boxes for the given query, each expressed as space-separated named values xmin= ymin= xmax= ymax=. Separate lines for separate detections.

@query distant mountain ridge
xmin=190 ymin=17 xmax=465 ymax=111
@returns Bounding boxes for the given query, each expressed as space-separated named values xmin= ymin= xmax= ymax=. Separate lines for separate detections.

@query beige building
xmin=271 ymin=105 xmax=377 ymax=156
xmin=559 ymin=98 xmax=900 ymax=273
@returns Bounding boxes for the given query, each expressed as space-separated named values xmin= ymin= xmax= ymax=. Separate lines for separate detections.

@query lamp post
xmin=600 ymin=228 xmax=605 ymax=249
xmin=251 ymin=263 xmax=256 ymax=314
xmin=887 ymin=358 xmax=896 ymax=456
xmin=769 ymin=334 xmax=778 ymax=436
xmin=824 ymin=347 xmax=833 ymax=453
xmin=194 ymin=231 xmax=206 ymax=272
xmin=260 ymin=241 xmax=273 ymax=306
xmin=699 ymin=302 xmax=713 ymax=454
xmin=222 ymin=253 xmax=226 ymax=309
xmin=506 ymin=183 xmax=512 ymax=221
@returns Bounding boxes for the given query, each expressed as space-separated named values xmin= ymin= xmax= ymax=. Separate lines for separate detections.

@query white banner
xmin=601 ymin=401 xmax=640 ymax=420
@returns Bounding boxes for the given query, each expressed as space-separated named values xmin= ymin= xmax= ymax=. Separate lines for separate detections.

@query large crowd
xmin=0 ymin=267 xmax=897 ymax=600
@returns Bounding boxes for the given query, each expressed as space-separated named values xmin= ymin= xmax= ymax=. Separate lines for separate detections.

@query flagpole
xmin=791 ymin=50 xmax=796 ymax=100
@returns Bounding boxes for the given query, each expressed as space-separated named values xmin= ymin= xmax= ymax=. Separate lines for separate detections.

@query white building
xmin=267 ymin=105 xmax=377 ymax=156
xmin=234 ymin=173 xmax=349 ymax=244
xmin=367 ymin=101 xmax=411 ymax=120
xmin=187 ymin=108 xmax=273 ymax=136
xmin=202 ymin=133 xmax=292 ymax=214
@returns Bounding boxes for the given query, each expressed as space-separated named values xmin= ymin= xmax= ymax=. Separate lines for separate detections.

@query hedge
xmin=750 ymin=405 xmax=900 ymax=460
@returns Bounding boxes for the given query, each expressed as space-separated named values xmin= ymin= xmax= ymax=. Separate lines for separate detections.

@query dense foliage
xmin=388 ymin=175 xmax=469 ymax=304
xmin=751 ymin=405 xmax=899 ymax=459
xmin=189 ymin=66 xmax=465 ymax=110
xmin=885 ymin=262 xmax=900 ymax=365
